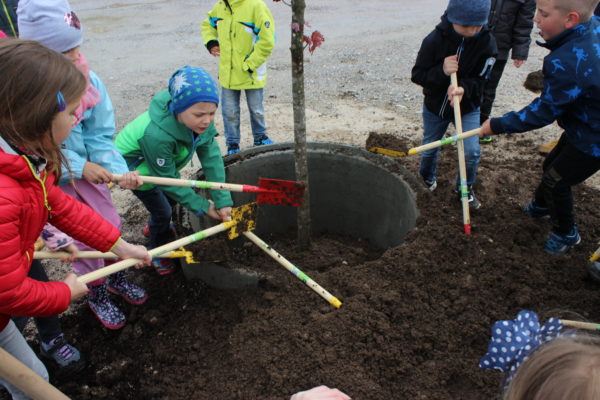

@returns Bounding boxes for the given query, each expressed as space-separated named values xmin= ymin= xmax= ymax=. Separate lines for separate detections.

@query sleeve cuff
xmin=195 ymin=209 xmax=206 ymax=217
xmin=490 ymin=118 xmax=504 ymax=135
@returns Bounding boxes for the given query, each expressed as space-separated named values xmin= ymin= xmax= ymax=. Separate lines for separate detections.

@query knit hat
xmin=446 ymin=0 xmax=490 ymax=26
xmin=17 ymin=0 xmax=83 ymax=53
xmin=168 ymin=66 xmax=219 ymax=115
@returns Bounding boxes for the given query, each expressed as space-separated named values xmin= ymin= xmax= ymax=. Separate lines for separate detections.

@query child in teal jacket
xmin=116 ymin=66 xmax=233 ymax=275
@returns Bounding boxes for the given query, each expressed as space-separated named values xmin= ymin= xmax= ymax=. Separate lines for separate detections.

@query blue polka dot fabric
xmin=479 ymin=310 xmax=563 ymax=382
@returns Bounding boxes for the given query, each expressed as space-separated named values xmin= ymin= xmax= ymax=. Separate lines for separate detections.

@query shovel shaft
xmin=590 ymin=245 xmax=600 ymax=262
xmin=0 ymin=348 xmax=69 ymax=400
xmin=34 ymin=250 xmax=185 ymax=260
xmin=407 ymin=128 xmax=480 ymax=155
xmin=242 ymin=231 xmax=342 ymax=308
xmin=561 ymin=319 xmax=600 ymax=331
xmin=77 ymin=222 xmax=234 ymax=284
xmin=112 ymin=174 xmax=267 ymax=194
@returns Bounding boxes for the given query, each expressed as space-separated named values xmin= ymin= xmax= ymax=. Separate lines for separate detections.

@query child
xmin=479 ymin=0 xmax=600 ymax=254
xmin=18 ymin=0 xmax=148 ymax=329
xmin=201 ymin=0 xmax=276 ymax=155
xmin=479 ymin=0 xmax=536 ymax=144
xmin=0 ymin=38 xmax=150 ymax=400
xmin=411 ymin=0 xmax=497 ymax=209
xmin=115 ymin=66 xmax=234 ymax=273
xmin=503 ymin=334 xmax=600 ymax=399
xmin=290 ymin=386 xmax=351 ymax=400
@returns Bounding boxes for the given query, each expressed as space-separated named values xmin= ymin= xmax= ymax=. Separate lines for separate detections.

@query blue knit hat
xmin=168 ymin=66 xmax=219 ymax=115
xmin=17 ymin=0 xmax=83 ymax=53
xmin=446 ymin=0 xmax=490 ymax=26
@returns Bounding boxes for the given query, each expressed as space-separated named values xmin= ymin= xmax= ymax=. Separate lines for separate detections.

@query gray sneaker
xmin=424 ymin=179 xmax=437 ymax=192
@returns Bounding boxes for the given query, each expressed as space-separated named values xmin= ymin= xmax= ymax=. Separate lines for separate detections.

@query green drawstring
xmin=1 ymin=0 xmax=17 ymax=37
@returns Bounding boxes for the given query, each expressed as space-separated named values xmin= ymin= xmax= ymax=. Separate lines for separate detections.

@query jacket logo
xmin=265 ymin=21 xmax=270 ymax=28
xmin=156 ymin=158 xmax=165 ymax=166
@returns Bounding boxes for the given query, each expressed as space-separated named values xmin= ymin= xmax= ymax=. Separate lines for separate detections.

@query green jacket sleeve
xmin=137 ymin=131 xmax=211 ymax=215
xmin=243 ymin=3 xmax=275 ymax=72
xmin=196 ymin=125 xmax=233 ymax=210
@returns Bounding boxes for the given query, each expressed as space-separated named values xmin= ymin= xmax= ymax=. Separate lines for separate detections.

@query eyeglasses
xmin=57 ymin=91 xmax=66 ymax=112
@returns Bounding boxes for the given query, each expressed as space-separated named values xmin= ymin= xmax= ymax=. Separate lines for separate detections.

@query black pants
xmin=12 ymin=260 xmax=62 ymax=344
xmin=533 ymin=134 xmax=600 ymax=234
xmin=480 ymin=58 xmax=508 ymax=124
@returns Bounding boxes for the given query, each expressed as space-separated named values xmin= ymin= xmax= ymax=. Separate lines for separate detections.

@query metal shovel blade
xmin=256 ymin=178 xmax=306 ymax=207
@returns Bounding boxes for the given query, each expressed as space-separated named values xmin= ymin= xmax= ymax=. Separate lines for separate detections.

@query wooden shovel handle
xmin=34 ymin=250 xmax=183 ymax=260
xmin=0 ymin=348 xmax=69 ymax=400
xmin=561 ymin=319 xmax=600 ymax=331
xmin=112 ymin=174 xmax=247 ymax=192
xmin=407 ymin=128 xmax=481 ymax=155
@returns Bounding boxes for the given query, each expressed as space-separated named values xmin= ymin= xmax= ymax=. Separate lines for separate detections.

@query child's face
xmin=534 ymin=0 xmax=572 ymax=41
xmin=52 ymin=98 xmax=80 ymax=144
xmin=452 ymin=24 xmax=483 ymax=38
xmin=177 ymin=102 xmax=217 ymax=134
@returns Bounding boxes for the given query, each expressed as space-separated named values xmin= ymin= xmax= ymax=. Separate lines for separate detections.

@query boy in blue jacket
xmin=480 ymin=0 xmax=600 ymax=254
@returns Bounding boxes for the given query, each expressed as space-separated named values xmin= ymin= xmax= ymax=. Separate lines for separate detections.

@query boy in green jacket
xmin=115 ymin=66 xmax=233 ymax=275
xmin=201 ymin=0 xmax=276 ymax=155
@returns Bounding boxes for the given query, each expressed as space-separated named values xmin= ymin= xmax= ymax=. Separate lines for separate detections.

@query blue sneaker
xmin=254 ymin=136 xmax=274 ymax=146
xmin=544 ymin=227 xmax=581 ymax=255
xmin=227 ymin=143 xmax=240 ymax=155
xmin=523 ymin=201 xmax=550 ymax=219
xmin=40 ymin=334 xmax=85 ymax=375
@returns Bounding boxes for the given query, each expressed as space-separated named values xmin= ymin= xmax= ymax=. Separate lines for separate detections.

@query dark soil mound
xmin=5 ymin=134 xmax=600 ymax=400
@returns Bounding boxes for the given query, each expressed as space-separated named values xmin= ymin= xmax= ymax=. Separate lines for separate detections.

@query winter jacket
xmin=0 ymin=0 xmax=18 ymax=37
xmin=59 ymin=71 xmax=129 ymax=186
xmin=488 ymin=0 xmax=535 ymax=60
xmin=115 ymin=91 xmax=233 ymax=214
xmin=411 ymin=14 xmax=498 ymax=120
xmin=0 ymin=137 xmax=121 ymax=331
xmin=490 ymin=17 xmax=600 ymax=158
xmin=201 ymin=0 xmax=275 ymax=90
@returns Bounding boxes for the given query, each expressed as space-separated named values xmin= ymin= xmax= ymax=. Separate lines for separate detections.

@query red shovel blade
xmin=256 ymin=178 xmax=305 ymax=207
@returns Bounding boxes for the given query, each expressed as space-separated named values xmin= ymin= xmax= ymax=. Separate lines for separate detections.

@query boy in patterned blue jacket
xmin=480 ymin=0 xmax=600 ymax=254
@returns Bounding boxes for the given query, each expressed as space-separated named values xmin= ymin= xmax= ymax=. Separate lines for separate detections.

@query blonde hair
xmin=504 ymin=335 xmax=600 ymax=400
xmin=0 ymin=39 xmax=86 ymax=179
xmin=552 ymin=0 xmax=599 ymax=21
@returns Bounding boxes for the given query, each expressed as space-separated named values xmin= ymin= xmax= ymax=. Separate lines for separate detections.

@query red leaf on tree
xmin=308 ymin=30 xmax=324 ymax=54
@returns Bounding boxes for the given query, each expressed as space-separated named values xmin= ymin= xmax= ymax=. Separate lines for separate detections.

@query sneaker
xmin=142 ymin=223 xmax=176 ymax=238
xmin=107 ymin=271 xmax=148 ymax=305
xmin=544 ymin=227 xmax=581 ymax=255
xmin=87 ymin=284 xmax=126 ymax=330
xmin=39 ymin=334 xmax=85 ymax=375
xmin=456 ymin=188 xmax=481 ymax=209
xmin=523 ymin=201 xmax=550 ymax=219
xmin=479 ymin=135 xmax=494 ymax=144
xmin=152 ymin=258 xmax=177 ymax=276
xmin=227 ymin=143 xmax=240 ymax=155
xmin=424 ymin=179 xmax=437 ymax=192
xmin=587 ymin=261 xmax=600 ymax=283
xmin=254 ymin=136 xmax=274 ymax=146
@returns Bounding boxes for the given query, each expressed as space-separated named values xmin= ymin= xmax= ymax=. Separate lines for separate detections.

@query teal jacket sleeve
xmin=195 ymin=125 xmax=233 ymax=210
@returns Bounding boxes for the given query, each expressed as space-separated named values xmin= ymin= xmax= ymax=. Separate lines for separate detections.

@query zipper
xmin=175 ymin=130 xmax=201 ymax=170
xmin=22 ymin=155 xmax=52 ymax=218
xmin=439 ymin=38 xmax=465 ymax=118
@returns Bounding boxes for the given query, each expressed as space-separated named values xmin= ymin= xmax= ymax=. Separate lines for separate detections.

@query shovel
xmin=407 ymin=127 xmax=481 ymax=155
xmin=77 ymin=203 xmax=258 ymax=285
xmin=34 ymin=249 xmax=191 ymax=260
xmin=112 ymin=174 xmax=305 ymax=207
xmin=368 ymin=147 xmax=406 ymax=158
xmin=590 ymin=245 xmax=600 ymax=263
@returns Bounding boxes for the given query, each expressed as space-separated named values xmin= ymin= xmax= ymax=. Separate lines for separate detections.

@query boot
xmin=107 ymin=271 xmax=148 ymax=305
xmin=87 ymin=283 xmax=126 ymax=330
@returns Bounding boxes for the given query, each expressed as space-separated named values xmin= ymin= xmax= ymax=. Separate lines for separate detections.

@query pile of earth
xmin=5 ymin=133 xmax=600 ymax=400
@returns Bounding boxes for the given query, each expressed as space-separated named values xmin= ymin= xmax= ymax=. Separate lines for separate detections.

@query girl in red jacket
xmin=0 ymin=39 xmax=150 ymax=399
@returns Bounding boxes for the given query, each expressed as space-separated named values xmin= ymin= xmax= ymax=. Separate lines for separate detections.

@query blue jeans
xmin=133 ymin=187 xmax=177 ymax=249
xmin=419 ymin=105 xmax=481 ymax=188
xmin=221 ymin=87 xmax=267 ymax=146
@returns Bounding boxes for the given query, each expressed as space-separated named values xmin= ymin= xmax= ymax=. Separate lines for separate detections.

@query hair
xmin=552 ymin=0 xmax=599 ymax=21
xmin=0 ymin=38 xmax=86 ymax=179
xmin=503 ymin=334 xmax=600 ymax=400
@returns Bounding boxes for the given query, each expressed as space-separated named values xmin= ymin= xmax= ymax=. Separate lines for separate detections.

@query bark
xmin=291 ymin=0 xmax=311 ymax=249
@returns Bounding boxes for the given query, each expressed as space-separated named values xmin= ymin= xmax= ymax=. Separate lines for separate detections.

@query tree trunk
xmin=291 ymin=0 xmax=311 ymax=249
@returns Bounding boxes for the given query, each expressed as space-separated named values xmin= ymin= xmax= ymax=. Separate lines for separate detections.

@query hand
xmin=205 ymin=202 xmax=223 ymax=221
xmin=210 ymin=45 xmax=220 ymax=57
xmin=217 ymin=206 xmax=232 ymax=222
xmin=63 ymin=272 xmax=88 ymax=302
xmin=447 ymin=85 xmax=464 ymax=107
xmin=443 ymin=55 xmax=458 ymax=76
xmin=480 ymin=119 xmax=494 ymax=137
xmin=111 ymin=238 xmax=152 ymax=268
xmin=58 ymin=243 xmax=79 ymax=262
xmin=82 ymin=162 xmax=113 ymax=184
xmin=290 ymin=386 xmax=351 ymax=400
xmin=117 ymin=170 xmax=143 ymax=190
xmin=513 ymin=59 xmax=524 ymax=68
